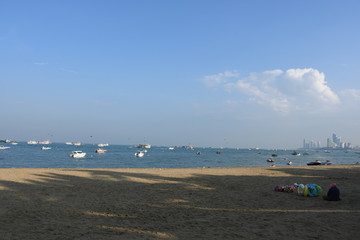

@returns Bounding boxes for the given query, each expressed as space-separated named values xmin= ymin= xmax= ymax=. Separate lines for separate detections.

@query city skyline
xmin=303 ymin=133 xmax=355 ymax=149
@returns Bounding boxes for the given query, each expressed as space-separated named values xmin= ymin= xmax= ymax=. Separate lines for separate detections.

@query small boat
xmin=271 ymin=154 xmax=278 ymax=157
xmin=196 ymin=151 xmax=201 ymax=155
xmin=267 ymin=158 xmax=275 ymax=163
xmin=292 ymin=151 xmax=301 ymax=156
xmin=168 ymin=147 xmax=175 ymax=150
xmin=95 ymin=148 xmax=107 ymax=153
xmin=307 ymin=160 xmax=322 ymax=166
xmin=11 ymin=142 xmax=18 ymax=145
xmin=287 ymin=161 xmax=293 ymax=165
xmin=41 ymin=146 xmax=51 ymax=150
xmin=97 ymin=143 xmax=109 ymax=147
xmin=69 ymin=151 xmax=86 ymax=158
xmin=137 ymin=144 xmax=151 ymax=149
xmin=135 ymin=151 xmax=145 ymax=158
xmin=0 ymin=146 xmax=10 ymax=150
xmin=322 ymin=160 xmax=332 ymax=165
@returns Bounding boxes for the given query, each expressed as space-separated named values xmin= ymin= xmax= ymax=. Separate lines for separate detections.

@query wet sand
xmin=0 ymin=165 xmax=359 ymax=239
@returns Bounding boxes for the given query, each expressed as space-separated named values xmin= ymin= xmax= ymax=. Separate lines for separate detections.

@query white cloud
xmin=202 ymin=70 xmax=239 ymax=87
xmin=338 ymin=89 xmax=360 ymax=106
xmin=339 ymin=89 xmax=360 ymax=100
xmin=283 ymin=68 xmax=340 ymax=105
xmin=203 ymin=68 xmax=342 ymax=113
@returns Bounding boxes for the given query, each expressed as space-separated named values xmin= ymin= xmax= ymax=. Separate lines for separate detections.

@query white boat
xmin=11 ymin=142 xmax=18 ymax=145
xmin=72 ymin=142 xmax=82 ymax=146
xmin=97 ymin=143 xmax=109 ymax=147
xmin=0 ymin=146 xmax=11 ymax=150
xmin=41 ymin=146 xmax=51 ymax=150
xmin=27 ymin=140 xmax=38 ymax=144
xmin=135 ymin=151 xmax=145 ymax=158
xmin=69 ymin=151 xmax=86 ymax=158
xmin=95 ymin=148 xmax=107 ymax=153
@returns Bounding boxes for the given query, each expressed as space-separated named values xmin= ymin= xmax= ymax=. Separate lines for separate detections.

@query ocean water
xmin=0 ymin=143 xmax=359 ymax=168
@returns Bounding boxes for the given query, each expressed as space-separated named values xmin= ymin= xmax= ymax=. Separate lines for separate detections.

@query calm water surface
xmin=0 ymin=143 xmax=359 ymax=168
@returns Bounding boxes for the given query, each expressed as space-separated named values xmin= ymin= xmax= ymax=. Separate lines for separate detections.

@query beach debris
xmin=274 ymin=185 xmax=296 ymax=193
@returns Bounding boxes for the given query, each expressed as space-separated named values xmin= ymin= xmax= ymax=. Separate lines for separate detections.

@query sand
xmin=0 ymin=165 xmax=359 ymax=239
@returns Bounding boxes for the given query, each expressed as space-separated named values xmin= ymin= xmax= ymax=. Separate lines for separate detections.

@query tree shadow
xmin=0 ymin=166 xmax=359 ymax=239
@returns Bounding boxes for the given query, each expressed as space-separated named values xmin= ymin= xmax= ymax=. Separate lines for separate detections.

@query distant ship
xmin=137 ymin=144 xmax=151 ymax=149
xmin=97 ymin=143 xmax=109 ymax=147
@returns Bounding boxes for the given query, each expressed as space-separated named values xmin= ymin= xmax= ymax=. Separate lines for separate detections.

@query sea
xmin=0 ymin=142 xmax=359 ymax=168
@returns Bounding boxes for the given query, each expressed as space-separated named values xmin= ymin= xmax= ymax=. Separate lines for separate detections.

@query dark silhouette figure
xmin=323 ymin=183 xmax=341 ymax=201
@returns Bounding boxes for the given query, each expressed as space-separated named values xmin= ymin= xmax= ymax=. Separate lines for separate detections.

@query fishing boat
xmin=0 ymin=146 xmax=10 ymax=150
xmin=69 ymin=151 xmax=86 ymax=158
xmin=95 ymin=148 xmax=107 ymax=153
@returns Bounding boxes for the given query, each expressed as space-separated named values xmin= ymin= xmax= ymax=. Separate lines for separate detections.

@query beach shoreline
xmin=1 ymin=165 xmax=359 ymax=239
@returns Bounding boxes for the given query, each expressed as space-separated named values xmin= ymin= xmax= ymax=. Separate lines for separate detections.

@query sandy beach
xmin=0 ymin=165 xmax=359 ymax=239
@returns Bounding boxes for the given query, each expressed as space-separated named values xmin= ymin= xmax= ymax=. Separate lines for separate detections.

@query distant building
xmin=326 ymin=133 xmax=352 ymax=149
xmin=303 ymin=133 xmax=353 ymax=149
xmin=303 ymin=139 xmax=321 ymax=149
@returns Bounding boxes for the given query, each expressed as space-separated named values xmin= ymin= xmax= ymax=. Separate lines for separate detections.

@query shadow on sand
xmin=0 ymin=166 xmax=359 ymax=239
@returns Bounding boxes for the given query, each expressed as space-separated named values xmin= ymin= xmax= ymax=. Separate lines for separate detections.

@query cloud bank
xmin=203 ymin=68 xmax=347 ymax=113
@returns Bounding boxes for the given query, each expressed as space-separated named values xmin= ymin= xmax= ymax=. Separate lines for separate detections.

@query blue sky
xmin=1 ymin=0 xmax=360 ymax=148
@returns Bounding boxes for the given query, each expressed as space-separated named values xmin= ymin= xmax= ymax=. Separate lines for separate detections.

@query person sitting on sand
xmin=323 ymin=183 xmax=341 ymax=201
